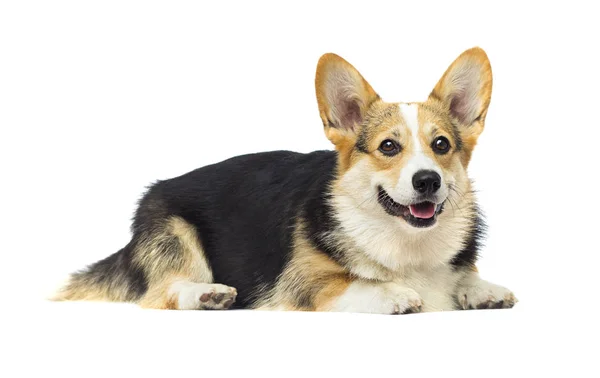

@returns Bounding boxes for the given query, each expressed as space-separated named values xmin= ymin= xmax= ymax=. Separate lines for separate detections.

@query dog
xmin=55 ymin=47 xmax=517 ymax=313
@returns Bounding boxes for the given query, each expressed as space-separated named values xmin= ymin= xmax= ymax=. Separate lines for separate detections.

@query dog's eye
xmin=432 ymin=136 xmax=451 ymax=154
xmin=378 ymin=139 xmax=401 ymax=156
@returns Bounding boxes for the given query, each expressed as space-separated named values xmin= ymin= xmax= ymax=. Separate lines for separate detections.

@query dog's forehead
xmin=419 ymin=100 xmax=464 ymax=150
xmin=398 ymin=103 xmax=421 ymax=137
xmin=360 ymin=101 xmax=458 ymax=151
xmin=399 ymin=102 xmax=453 ymax=134
xmin=357 ymin=102 xmax=403 ymax=149
xmin=363 ymin=102 xmax=404 ymax=130
xmin=364 ymin=102 xmax=436 ymax=136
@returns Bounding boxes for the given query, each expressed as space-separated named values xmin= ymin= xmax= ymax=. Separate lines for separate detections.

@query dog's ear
xmin=315 ymin=53 xmax=379 ymax=146
xmin=429 ymin=47 xmax=492 ymax=144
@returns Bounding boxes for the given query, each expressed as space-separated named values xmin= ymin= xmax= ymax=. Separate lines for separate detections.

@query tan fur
xmin=351 ymin=102 xmax=415 ymax=179
xmin=137 ymin=276 xmax=183 ymax=309
xmin=137 ymin=276 xmax=182 ymax=309
xmin=55 ymin=216 xmax=214 ymax=309
xmin=429 ymin=47 xmax=493 ymax=166
xmin=254 ymin=219 xmax=351 ymax=311
xmin=312 ymin=275 xmax=352 ymax=311
xmin=329 ymin=129 xmax=358 ymax=173
xmin=53 ymin=274 xmax=129 ymax=302
xmin=132 ymin=216 xmax=212 ymax=285
xmin=135 ymin=217 xmax=216 ymax=309
xmin=53 ymin=262 xmax=134 ymax=302
xmin=315 ymin=53 xmax=379 ymax=167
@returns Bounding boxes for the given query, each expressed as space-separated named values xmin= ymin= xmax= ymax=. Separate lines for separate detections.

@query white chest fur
xmin=330 ymin=189 xmax=471 ymax=296
xmin=327 ymin=157 xmax=477 ymax=312
xmin=328 ymin=179 xmax=473 ymax=312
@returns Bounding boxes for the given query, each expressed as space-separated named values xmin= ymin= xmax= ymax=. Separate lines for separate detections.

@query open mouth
xmin=377 ymin=186 xmax=444 ymax=228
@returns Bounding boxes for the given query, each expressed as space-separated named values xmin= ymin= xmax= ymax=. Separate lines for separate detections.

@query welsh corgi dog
xmin=55 ymin=47 xmax=517 ymax=314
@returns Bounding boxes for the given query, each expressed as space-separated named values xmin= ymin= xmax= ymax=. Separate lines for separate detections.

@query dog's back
xmin=55 ymin=150 xmax=338 ymax=308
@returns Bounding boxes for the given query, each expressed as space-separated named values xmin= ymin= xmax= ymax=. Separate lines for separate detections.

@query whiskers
xmin=355 ymin=188 xmax=386 ymax=211
xmin=446 ymin=183 xmax=471 ymax=215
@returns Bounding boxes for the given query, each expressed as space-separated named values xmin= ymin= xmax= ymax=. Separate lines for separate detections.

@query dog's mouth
xmin=377 ymin=186 xmax=444 ymax=228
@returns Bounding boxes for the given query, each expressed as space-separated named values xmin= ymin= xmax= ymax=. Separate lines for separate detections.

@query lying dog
xmin=55 ymin=47 xmax=517 ymax=313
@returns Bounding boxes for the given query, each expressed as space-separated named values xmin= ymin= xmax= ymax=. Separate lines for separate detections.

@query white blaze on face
xmin=394 ymin=104 xmax=444 ymax=203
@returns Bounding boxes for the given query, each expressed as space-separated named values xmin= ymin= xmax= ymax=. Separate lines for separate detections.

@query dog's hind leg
xmin=56 ymin=215 xmax=237 ymax=310
xmin=136 ymin=216 xmax=237 ymax=310
xmin=140 ymin=279 xmax=237 ymax=310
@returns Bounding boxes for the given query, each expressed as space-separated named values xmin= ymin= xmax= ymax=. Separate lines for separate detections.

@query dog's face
xmin=315 ymin=48 xmax=492 ymax=231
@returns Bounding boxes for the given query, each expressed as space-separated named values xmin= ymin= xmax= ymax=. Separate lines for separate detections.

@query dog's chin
xmin=376 ymin=186 xmax=445 ymax=229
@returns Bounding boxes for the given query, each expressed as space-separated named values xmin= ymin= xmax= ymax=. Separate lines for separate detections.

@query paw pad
xmin=197 ymin=286 xmax=237 ymax=310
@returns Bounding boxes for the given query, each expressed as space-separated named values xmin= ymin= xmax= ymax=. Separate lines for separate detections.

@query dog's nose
xmin=412 ymin=170 xmax=441 ymax=195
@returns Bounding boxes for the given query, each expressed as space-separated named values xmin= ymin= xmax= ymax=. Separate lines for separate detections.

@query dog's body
xmin=56 ymin=48 xmax=517 ymax=313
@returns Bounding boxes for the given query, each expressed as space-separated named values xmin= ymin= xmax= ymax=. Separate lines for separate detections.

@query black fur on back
xmin=137 ymin=150 xmax=339 ymax=307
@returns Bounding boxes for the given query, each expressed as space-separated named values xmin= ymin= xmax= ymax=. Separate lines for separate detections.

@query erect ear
xmin=315 ymin=53 xmax=379 ymax=146
xmin=429 ymin=47 xmax=492 ymax=139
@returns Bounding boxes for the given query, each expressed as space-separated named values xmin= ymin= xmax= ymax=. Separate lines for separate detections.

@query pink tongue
xmin=409 ymin=203 xmax=436 ymax=219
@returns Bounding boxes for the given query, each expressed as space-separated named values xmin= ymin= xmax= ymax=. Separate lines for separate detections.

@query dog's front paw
xmin=332 ymin=282 xmax=423 ymax=314
xmin=456 ymin=280 xmax=517 ymax=310
xmin=384 ymin=284 xmax=423 ymax=314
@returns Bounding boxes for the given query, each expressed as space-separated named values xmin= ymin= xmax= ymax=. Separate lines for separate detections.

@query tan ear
xmin=315 ymin=53 xmax=379 ymax=146
xmin=429 ymin=47 xmax=493 ymax=140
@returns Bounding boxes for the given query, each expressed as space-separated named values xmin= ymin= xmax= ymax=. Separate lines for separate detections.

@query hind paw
xmin=169 ymin=282 xmax=237 ymax=310
xmin=198 ymin=284 xmax=237 ymax=310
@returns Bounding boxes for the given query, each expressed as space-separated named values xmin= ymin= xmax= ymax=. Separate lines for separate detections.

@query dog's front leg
xmin=455 ymin=269 xmax=518 ymax=310
xmin=323 ymin=280 xmax=423 ymax=314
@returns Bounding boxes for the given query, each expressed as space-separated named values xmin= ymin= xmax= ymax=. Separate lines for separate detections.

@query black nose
xmin=412 ymin=170 xmax=442 ymax=195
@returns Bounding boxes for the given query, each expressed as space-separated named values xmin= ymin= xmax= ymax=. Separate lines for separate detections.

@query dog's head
xmin=315 ymin=48 xmax=492 ymax=231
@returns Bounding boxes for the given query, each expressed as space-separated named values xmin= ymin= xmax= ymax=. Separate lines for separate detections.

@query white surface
xmin=1 ymin=1 xmax=599 ymax=377
xmin=7 ymin=300 xmax=594 ymax=377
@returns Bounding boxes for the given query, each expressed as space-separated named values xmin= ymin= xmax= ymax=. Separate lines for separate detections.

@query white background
xmin=1 ymin=1 xmax=599 ymax=377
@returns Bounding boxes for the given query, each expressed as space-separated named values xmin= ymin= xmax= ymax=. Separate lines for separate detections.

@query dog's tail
xmin=52 ymin=242 xmax=147 ymax=303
